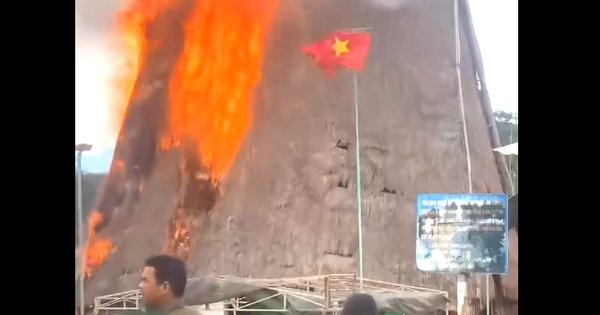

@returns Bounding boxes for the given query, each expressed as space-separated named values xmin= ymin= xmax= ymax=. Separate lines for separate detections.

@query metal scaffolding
xmin=94 ymin=274 xmax=449 ymax=315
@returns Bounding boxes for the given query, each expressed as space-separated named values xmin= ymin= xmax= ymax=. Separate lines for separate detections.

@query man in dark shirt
xmin=140 ymin=255 xmax=200 ymax=315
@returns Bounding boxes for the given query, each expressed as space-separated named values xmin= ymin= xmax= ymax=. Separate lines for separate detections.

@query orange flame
xmin=81 ymin=0 xmax=278 ymax=277
xmin=81 ymin=210 xmax=113 ymax=278
xmin=166 ymin=0 xmax=278 ymax=179
xmin=77 ymin=0 xmax=171 ymax=277
xmin=109 ymin=0 xmax=175 ymax=136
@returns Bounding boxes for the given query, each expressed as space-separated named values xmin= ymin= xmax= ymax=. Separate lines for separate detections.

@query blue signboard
xmin=415 ymin=194 xmax=508 ymax=274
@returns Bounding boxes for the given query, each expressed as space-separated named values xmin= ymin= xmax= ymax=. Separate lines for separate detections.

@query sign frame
xmin=415 ymin=193 xmax=509 ymax=275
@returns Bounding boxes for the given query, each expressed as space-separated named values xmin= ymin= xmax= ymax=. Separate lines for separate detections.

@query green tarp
xmin=177 ymin=276 xmax=448 ymax=315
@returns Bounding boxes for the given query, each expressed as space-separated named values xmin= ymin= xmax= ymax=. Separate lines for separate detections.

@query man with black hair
xmin=341 ymin=293 xmax=378 ymax=315
xmin=140 ymin=254 xmax=199 ymax=315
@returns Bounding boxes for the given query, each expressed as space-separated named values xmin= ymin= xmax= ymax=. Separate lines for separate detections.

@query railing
xmin=93 ymin=289 xmax=141 ymax=315
xmin=93 ymin=274 xmax=449 ymax=315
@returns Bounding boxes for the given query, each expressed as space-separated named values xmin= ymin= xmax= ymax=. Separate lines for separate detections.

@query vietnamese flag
xmin=302 ymin=30 xmax=371 ymax=76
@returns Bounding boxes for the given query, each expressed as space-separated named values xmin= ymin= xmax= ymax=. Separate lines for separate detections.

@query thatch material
xmin=186 ymin=0 xmax=503 ymax=289
xmin=460 ymin=0 xmax=517 ymax=307
xmin=84 ymin=0 xmax=516 ymax=311
xmin=75 ymin=173 xmax=106 ymax=244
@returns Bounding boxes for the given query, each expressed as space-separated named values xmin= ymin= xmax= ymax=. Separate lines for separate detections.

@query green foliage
xmin=493 ymin=110 xmax=518 ymax=124
xmin=493 ymin=110 xmax=518 ymax=146
xmin=493 ymin=110 xmax=518 ymax=193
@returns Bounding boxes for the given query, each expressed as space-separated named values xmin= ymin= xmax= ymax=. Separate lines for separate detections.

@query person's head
xmin=341 ymin=293 xmax=378 ymax=315
xmin=140 ymin=255 xmax=187 ymax=308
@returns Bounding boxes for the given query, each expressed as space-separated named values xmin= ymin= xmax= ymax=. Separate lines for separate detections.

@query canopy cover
xmin=182 ymin=276 xmax=449 ymax=315
xmin=493 ymin=142 xmax=518 ymax=155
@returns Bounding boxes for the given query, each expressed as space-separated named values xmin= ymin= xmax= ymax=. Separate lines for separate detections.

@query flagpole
xmin=347 ymin=27 xmax=371 ymax=291
xmin=352 ymin=69 xmax=364 ymax=290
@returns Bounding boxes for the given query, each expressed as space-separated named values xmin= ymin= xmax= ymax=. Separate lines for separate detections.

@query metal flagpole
xmin=352 ymin=70 xmax=364 ymax=289
xmin=348 ymin=26 xmax=371 ymax=290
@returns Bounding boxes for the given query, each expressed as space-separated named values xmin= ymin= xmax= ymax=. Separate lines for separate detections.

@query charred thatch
xmin=83 ymin=0 xmax=517 ymax=312
xmin=89 ymin=0 xmax=197 ymax=233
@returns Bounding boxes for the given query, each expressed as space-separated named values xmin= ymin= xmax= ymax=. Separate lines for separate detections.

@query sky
xmin=75 ymin=0 xmax=518 ymax=173
xmin=469 ymin=0 xmax=518 ymax=114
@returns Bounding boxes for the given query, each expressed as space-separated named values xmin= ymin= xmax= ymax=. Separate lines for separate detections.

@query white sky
xmin=469 ymin=0 xmax=518 ymax=114
xmin=75 ymin=43 xmax=115 ymax=151
xmin=75 ymin=0 xmax=518 ymax=150
xmin=75 ymin=13 xmax=117 ymax=152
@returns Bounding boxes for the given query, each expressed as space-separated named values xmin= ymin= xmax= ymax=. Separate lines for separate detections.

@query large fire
xmin=80 ymin=0 xmax=278 ymax=280
xmin=80 ymin=211 xmax=112 ymax=278
xmin=109 ymin=0 xmax=175 ymax=136
xmin=166 ymin=0 xmax=277 ymax=179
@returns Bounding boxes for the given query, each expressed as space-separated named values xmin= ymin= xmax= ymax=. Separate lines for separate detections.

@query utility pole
xmin=76 ymin=143 xmax=92 ymax=315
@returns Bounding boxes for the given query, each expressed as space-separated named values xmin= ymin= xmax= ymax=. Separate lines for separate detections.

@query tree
xmin=494 ymin=110 xmax=518 ymax=146
xmin=494 ymin=110 xmax=518 ymax=192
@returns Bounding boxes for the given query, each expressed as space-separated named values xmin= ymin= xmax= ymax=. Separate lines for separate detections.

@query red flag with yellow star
xmin=302 ymin=30 xmax=371 ymax=75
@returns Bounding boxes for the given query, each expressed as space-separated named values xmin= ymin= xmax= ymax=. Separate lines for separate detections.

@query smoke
xmin=362 ymin=0 xmax=410 ymax=10
xmin=76 ymin=0 xmax=124 ymax=148
xmin=76 ymin=0 xmax=122 ymax=37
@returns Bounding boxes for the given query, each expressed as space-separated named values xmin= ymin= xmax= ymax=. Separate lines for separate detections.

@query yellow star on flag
xmin=332 ymin=37 xmax=350 ymax=57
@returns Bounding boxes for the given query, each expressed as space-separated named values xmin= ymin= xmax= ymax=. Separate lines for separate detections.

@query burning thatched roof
xmin=80 ymin=0 xmax=516 ymax=311
xmin=75 ymin=173 xmax=106 ymax=242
